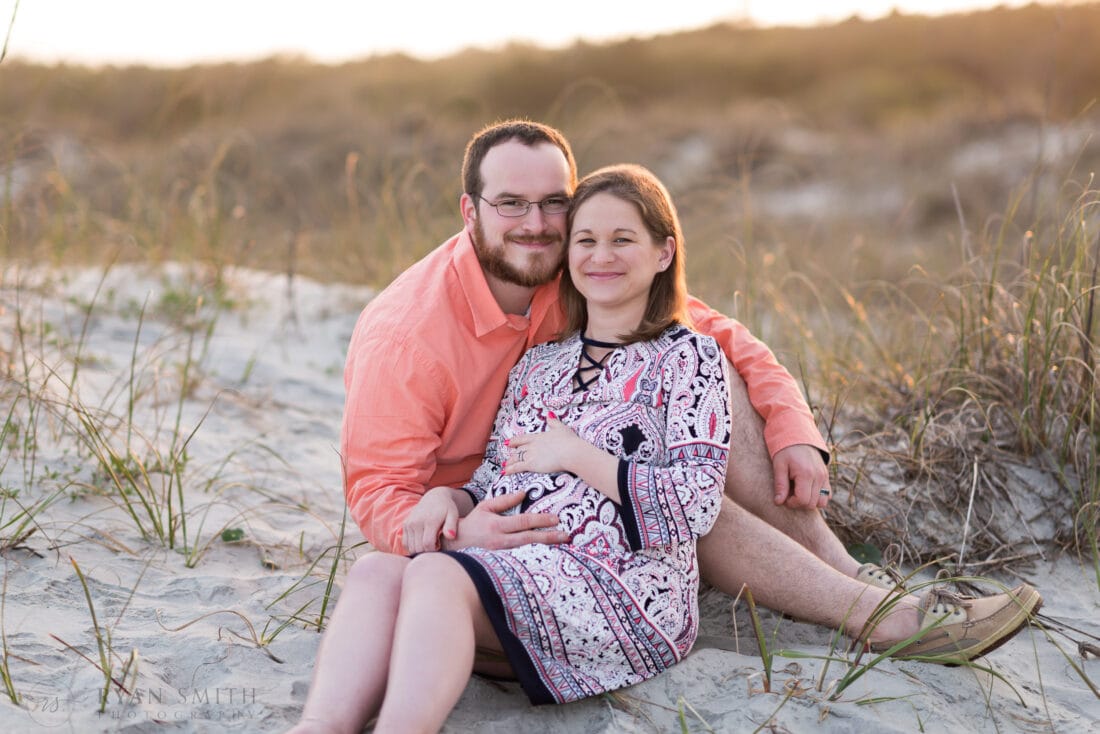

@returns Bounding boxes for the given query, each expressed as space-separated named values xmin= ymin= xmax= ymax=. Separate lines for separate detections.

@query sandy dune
xmin=1 ymin=264 xmax=1097 ymax=732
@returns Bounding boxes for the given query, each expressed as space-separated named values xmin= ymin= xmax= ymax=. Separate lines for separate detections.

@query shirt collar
xmin=452 ymin=229 xmax=560 ymax=338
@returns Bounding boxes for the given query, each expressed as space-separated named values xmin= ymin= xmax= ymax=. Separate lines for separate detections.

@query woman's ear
xmin=658 ymin=236 xmax=676 ymax=271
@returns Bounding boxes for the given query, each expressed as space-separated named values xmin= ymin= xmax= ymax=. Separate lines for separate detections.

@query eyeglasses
xmin=476 ymin=195 xmax=570 ymax=218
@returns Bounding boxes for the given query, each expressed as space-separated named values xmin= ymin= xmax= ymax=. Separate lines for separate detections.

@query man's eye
xmin=543 ymin=197 xmax=568 ymax=208
xmin=498 ymin=199 xmax=525 ymax=208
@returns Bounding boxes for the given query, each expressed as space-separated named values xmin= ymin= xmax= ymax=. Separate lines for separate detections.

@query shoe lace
xmin=925 ymin=587 xmax=973 ymax=615
xmin=872 ymin=564 xmax=906 ymax=588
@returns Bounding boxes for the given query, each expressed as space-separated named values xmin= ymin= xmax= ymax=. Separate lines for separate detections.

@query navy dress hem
xmin=443 ymin=550 xmax=557 ymax=705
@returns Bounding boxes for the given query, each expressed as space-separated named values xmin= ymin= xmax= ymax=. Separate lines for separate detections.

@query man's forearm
xmin=447 ymin=487 xmax=476 ymax=516
xmin=345 ymin=481 xmax=425 ymax=554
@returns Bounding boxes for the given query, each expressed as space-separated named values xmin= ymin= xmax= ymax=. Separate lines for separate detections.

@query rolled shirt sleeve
xmin=686 ymin=296 xmax=827 ymax=460
xmin=342 ymin=334 xmax=454 ymax=555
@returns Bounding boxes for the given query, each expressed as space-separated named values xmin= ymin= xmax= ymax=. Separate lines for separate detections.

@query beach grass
xmin=0 ymin=572 xmax=19 ymax=706
xmin=789 ymin=175 xmax=1100 ymax=578
xmin=724 ymin=574 xmax=1078 ymax=730
xmin=67 ymin=556 xmax=140 ymax=713
xmin=1 ymin=2 xmax=1099 ymax=727
xmin=3 ymin=96 xmax=1096 ymax=573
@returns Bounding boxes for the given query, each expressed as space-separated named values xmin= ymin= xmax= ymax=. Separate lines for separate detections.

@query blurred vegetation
xmin=2 ymin=3 xmax=1098 ymax=565
xmin=2 ymin=3 xmax=1099 ymax=294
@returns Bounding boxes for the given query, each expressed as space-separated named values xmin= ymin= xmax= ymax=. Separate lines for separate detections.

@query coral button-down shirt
xmin=341 ymin=229 xmax=825 ymax=554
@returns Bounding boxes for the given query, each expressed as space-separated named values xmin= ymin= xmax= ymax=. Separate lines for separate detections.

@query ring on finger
xmin=818 ymin=488 xmax=831 ymax=496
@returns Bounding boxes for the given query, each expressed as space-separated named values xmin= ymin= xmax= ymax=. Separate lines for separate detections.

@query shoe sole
xmin=950 ymin=595 xmax=1042 ymax=664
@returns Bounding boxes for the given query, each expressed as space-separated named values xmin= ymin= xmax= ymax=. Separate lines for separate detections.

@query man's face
xmin=463 ymin=141 xmax=572 ymax=288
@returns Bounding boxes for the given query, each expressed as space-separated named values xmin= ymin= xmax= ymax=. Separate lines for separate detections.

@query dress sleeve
xmin=617 ymin=334 xmax=731 ymax=551
xmin=686 ymin=296 xmax=827 ymax=459
xmin=342 ymin=332 xmax=453 ymax=555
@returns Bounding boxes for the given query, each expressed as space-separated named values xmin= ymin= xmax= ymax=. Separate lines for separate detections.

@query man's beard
xmin=473 ymin=219 xmax=564 ymax=288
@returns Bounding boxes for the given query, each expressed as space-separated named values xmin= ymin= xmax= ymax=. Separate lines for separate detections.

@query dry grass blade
xmin=48 ymin=634 xmax=131 ymax=696
xmin=1028 ymin=612 xmax=1100 ymax=698
xmin=66 ymin=557 xmax=139 ymax=712
xmin=0 ymin=0 xmax=19 ymax=65
xmin=676 ymin=695 xmax=715 ymax=733
xmin=749 ymin=687 xmax=798 ymax=734
xmin=0 ymin=571 xmax=20 ymax=705
xmin=600 ymin=690 xmax=658 ymax=729
xmin=956 ymin=460 xmax=980 ymax=572
xmin=155 ymin=609 xmax=284 ymax=663
xmin=1031 ymin=620 xmax=1100 ymax=699
xmin=743 ymin=587 xmax=772 ymax=693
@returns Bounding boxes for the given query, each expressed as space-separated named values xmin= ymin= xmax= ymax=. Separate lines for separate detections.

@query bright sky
xmin=3 ymin=0 xmax=1054 ymax=67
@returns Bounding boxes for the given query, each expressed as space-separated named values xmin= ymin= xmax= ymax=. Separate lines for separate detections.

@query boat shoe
xmin=856 ymin=562 xmax=907 ymax=592
xmin=870 ymin=583 xmax=1042 ymax=663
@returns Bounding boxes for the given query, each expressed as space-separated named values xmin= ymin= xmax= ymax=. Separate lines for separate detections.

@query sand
xmin=1 ymin=262 xmax=1098 ymax=732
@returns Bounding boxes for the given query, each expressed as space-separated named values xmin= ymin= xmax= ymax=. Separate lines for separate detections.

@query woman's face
xmin=568 ymin=192 xmax=673 ymax=315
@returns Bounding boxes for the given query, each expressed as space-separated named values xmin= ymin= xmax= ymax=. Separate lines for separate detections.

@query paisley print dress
xmin=444 ymin=325 xmax=731 ymax=704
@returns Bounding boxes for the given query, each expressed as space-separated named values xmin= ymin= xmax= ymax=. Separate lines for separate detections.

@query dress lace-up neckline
xmin=574 ymin=333 xmax=623 ymax=392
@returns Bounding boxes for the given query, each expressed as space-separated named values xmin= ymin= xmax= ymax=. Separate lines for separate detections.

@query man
xmin=340 ymin=119 xmax=1039 ymax=663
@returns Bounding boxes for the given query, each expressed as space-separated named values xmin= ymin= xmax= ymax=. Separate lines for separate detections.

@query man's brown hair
xmin=462 ymin=119 xmax=578 ymax=199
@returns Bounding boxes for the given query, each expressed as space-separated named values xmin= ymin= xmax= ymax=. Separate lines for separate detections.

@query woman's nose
xmin=591 ymin=243 xmax=615 ymax=262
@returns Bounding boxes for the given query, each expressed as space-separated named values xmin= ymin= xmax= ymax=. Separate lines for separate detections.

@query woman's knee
xmin=400 ymin=553 xmax=473 ymax=601
xmin=345 ymin=552 xmax=408 ymax=595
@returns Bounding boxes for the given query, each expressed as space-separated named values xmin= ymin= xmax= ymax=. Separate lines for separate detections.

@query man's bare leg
xmin=721 ymin=365 xmax=861 ymax=579
xmin=697 ymin=497 xmax=919 ymax=642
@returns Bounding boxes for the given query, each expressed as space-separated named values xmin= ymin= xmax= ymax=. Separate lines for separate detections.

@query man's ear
xmin=460 ymin=193 xmax=478 ymax=230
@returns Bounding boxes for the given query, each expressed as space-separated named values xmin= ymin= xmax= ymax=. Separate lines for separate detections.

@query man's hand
xmin=772 ymin=444 xmax=831 ymax=509
xmin=403 ymin=486 xmax=461 ymax=554
xmin=442 ymin=491 xmax=569 ymax=551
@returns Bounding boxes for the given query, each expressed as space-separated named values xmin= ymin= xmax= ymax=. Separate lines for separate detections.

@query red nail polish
xmin=504 ymin=438 xmax=510 ymax=446
xmin=548 ymin=411 xmax=557 ymax=420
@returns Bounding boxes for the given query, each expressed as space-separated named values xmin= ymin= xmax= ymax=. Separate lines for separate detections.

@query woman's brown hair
xmin=560 ymin=164 xmax=690 ymax=344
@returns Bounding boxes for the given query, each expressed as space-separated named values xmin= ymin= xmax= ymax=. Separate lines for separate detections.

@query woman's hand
xmin=402 ymin=486 xmax=460 ymax=554
xmin=504 ymin=412 xmax=622 ymax=502
xmin=503 ymin=413 xmax=585 ymax=476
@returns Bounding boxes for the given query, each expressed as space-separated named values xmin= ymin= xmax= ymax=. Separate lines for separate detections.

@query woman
xmin=291 ymin=164 xmax=730 ymax=733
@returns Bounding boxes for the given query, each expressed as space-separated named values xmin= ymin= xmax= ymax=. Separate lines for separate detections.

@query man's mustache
xmin=506 ymin=232 xmax=563 ymax=246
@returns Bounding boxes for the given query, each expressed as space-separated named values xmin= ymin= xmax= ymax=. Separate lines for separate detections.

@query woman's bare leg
xmin=374 ymin=553 xmax=503 ymax=734
xmin=290 ymin=553 xmax=409 ymax=734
